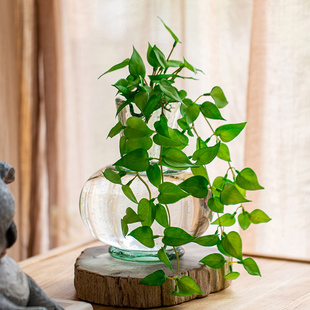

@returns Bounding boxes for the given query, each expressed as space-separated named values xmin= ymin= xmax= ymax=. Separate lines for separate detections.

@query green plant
xmin=100 ymin=18 xmax=270 ymax=296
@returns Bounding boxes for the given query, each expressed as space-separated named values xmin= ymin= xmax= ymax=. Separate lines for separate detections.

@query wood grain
xmin=19 ymin=239 xmax=310 ymax=310
xmin=74 ymin=246 xmax=230 ymax=308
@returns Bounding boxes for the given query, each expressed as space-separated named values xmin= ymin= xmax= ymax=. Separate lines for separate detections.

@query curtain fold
xmin=1 ymin=0 xmax=309 ymax=261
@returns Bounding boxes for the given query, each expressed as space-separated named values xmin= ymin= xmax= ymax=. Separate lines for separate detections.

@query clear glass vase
xmin=79 ymin=99 xmax=213 ymax=262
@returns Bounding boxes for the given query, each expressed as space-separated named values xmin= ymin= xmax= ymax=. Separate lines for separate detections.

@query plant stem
xmin=204 ymin=116 xmax=216 ymax=135
xmin=194 ymin=94 xmax=204 ymax=103
xmin=136 ymin=172 xmax=152 ymax=200
xmin=228 ymin=162 xmax=237 ymax=181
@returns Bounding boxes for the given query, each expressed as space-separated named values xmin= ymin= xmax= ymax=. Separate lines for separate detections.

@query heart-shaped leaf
xmin=162 ymin=148 xmax=197 ymax=169
xmin=210 ymin=86 xmax=228 ymax=108
xmin=140 ymin=269 xmax=167 ymax=286
xmin=220 ymin=183 xmax=251 ymax=205
xmin=146 ymin=163 xmax=161 ymax=188
xmin=159 ymin=80 xmax=182 ymax=103
xmin=194 ymin=234 xmax=219 ymax=246
xmin=122 ymin=185 xmax=138 ymax=203
xmin=103 ymin=168 xmax=122 ymax=185
xmin=207 ymin=197 xmax=224 ymax=213
xmin=249 ymin=209 xmax=271 ymax=224
xmin=221 ymin=231 xmax=243 ymax=260
xmin=200 ymin=253 xmax=226 ymax=269
xmin=177 ymin=276 xmax=205 ymax=295
xmin=129 ymin=47 xmax=146 ymax=78
xmin=157 ymin=248 xmax=173 ymax=271
xmin=212 ymin=213 xmax=236 ymax=227
xmin=200 ymin=101 xmax=225 ymax=120
xmin=236 ymin=168 xmax=264 ymax=190
xmin=215 ymin=122 xmax=246 ymax=142
xmin=129 ymin=226 xmax=155 ymax=248
xmin=193 ymin=143 xmax=220 ymax=165
xmin=162 ymin=227 xmax=195 ymax=246
xmin=114 ymin=148 xmax=149 ymax=172
xmin=107 ymin=121 xmax=125 ymax=138
xmin=238 ymin=211 xmax=251 ymax=230
xmin=123 ymin=207 xmax=141 ymax=224
xmin=124 ymin=117 xmax=154 ymax=138
xmin=178 ymin=176 xmax=209 ymax=198
xmin=138 ymin=199 xmax=155 ymax=226
xmin=158 ymin=182 xmax=190 ymax=204
xmin=241 ymin=258 xmax=261 ymax=276
xmin=155 ymin=204 xmax=169 ymax=228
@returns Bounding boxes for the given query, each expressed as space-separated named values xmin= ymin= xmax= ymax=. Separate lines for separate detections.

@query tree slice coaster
xmin=74 ymin=244 xmax=230 ymax=308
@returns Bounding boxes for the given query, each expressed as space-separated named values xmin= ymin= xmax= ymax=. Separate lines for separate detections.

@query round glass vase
xmin=79 ymin=98 xmax=212 ymax=262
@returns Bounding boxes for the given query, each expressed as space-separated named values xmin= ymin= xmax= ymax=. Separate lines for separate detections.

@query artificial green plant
xmin=100 ymin=18 xmax=271 ymax=296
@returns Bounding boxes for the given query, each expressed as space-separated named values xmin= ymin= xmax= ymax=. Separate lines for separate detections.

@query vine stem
xmin=136 ymin=172 xmax=152 ymax=200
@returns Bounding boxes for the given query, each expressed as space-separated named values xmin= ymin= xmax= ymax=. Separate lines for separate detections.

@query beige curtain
xmin=1 ymin=0 xmax=309 ymax=261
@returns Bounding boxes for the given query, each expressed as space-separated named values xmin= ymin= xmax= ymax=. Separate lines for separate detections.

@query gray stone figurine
xmin=0 ymin=161 xmax=63 ymax=310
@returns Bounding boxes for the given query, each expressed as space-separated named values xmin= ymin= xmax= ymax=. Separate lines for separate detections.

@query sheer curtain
xmin=1 ymin=0 xmax=309 ymax=261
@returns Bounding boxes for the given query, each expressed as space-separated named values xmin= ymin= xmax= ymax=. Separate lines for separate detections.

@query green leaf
xmin=177 ymin=276 xmax=205 ymax=295
xmin=215 ymin=122 xmax=247 ymax=142
xmin=200 ymin=253 xmax=226 ymax=269
xmin=236 ymin=168 xmax=264 ymax=190
xmin=107 ymin=121 xmax=125 ymax=138
xmin=153 ymin=46 xmax=168 ymax=68
xmin=112 ymin=78 xmax=129 ymax=94
xmin=138 ymin=199 xmax=155 ymax=226
xmin=134 ymin=92 xmax=149 ymax=113
xmin=146 ymin=163 xmax=161 ymax=188
xmin=192 ymin=143 xmax=220 ymax=165
xmin=147 ymin=43 xmax=160 ymax=68
xmin=122 ymin=185 xmax=138 ymax=203
xmin=98 ymin=58 xmax=129 ymax=78
xmin=158 ymin=182 xmax=190 ymax=204
xmin=194 ymin=234 xmax=219 ymax=246
xmin=207 ymin=197 xmax=224 ymax=213
xmin=158 ymin=17 xmax=181 ymax=45
xmin=140 ymin=269 xmax=167 ymax=286
xmin=123 ymin=207 xmax=141 ymax=224
xmin=183 ymin=57 xmax=204 ymax=74
xmin=124 ymin=117 xmax=154 ymax=138
xmin=224 ymin=272 xmax=240 ymax=280
xmin=180 ymin=99 xmax=200 ymax=124
xmin=162 ymin=148 xmax=197 ymax=169
xmin=155 ymin=204 xmax=169 ymax=228
xmin=210 ymin=86 xmax=228 ymax=108
xmin=121 ymin=219 xmax=128 ymax=236
xmin=249 ymin=209 xmax=271 ymax=224
xmin=167 ymin=60 xmax=184 ymax=67
xmin=159 ymin=80 xmax=182 ymax=103
xmin=153 ymin=128 xmax=188 ymax=148
xmin=114 ymin=148 xmax=149 ymax=172
xmin=144 ymin=94 xmax=162 ymax=121
xmin=178 ymin=175 xmax=209 ymax=198
xmin=162 ymin=227 xmax=195 ymax=246
xmin=222 ymin=231 xmax=243 ymax=260
xmin=116 ymin=100 xmax=130 ymax=116
xmin=238 ymin=211 xmax=251 ymax=230
xmin=212 ymin=213 xmax=236 ymax=227
xmin=200 ymin=101 xmax=225 ymax=120
xmin=119 ymin=136 xmax=127 ymax=156
xmin=158 ymin=248 xmax=173 ymax=271
xmin=129 ymin=226 xmax=155 ymax=248
xmin=154 ymin=115 xmax=170 ymax=138
xmin=148 ymin=74 xmax=197 ymax=83
xmin=220 ymin=183 xmax=251 ymax=205
xmin=124 ymin=136 xmax=153 ymax=153
xmin=191 ymin=166 xmax=209 ymax=180
xmin=103 ymin=168 xmax=122 ymax=185
xmin=217 ymin=143 xmax=231 ymax=162
xmin=129 ymin=47 xmax=146 ymax=78
xmin=241 ymin=258 xmax=261 ymax=276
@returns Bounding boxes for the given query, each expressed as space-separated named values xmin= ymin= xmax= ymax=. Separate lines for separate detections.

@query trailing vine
xmin=100 ymin=18 xmax=270 ymax=296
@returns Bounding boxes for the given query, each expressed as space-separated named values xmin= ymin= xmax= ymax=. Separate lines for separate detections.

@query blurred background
xmin=1 ymin=0 xmax=309 ymax=262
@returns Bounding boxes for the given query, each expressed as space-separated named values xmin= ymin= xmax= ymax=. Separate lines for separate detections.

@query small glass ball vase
xmin=79 ymin=166 xmax=212 ymax=262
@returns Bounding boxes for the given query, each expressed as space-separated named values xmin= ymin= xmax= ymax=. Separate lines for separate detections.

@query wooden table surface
xmin=18 ymin=239 xmax=310 ymax=310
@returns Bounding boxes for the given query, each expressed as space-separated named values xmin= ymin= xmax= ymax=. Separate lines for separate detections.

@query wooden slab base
xmin=74 ymin=245 xmax=230 ymax=308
